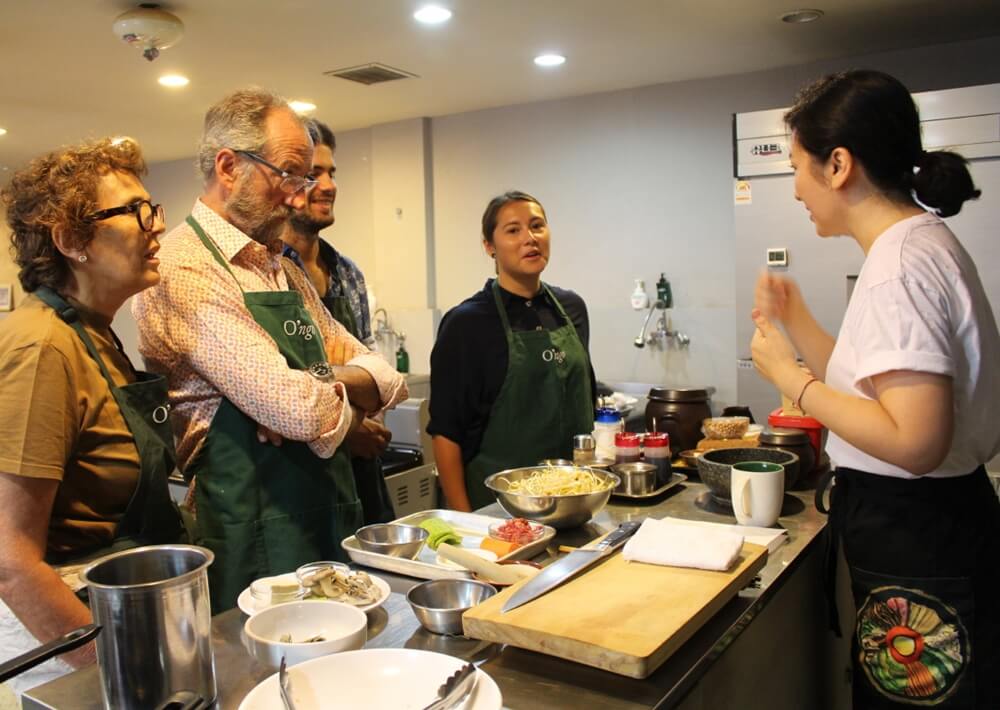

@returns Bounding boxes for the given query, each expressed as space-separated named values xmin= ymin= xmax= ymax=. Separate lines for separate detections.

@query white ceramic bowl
xmin=243 ymin=600 xmax=367 ymax=669
xmin=238 ymin=648 xmax=502 ymax=710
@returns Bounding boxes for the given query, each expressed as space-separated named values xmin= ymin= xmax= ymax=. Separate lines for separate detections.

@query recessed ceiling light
xmin=0 ymin=128 xmax=7 ymax=137
xmin=781 ymin=8 xmax=824 ymax=23
xmin=158 ymin=73 xmax=189 ymax=88
xmin=534 ymin=53 xmax=566 ymax=68
xmin=414 ymin=5 xmax=452 ymax=24
xmin=289 ymin=100 xmax=317 ymax=114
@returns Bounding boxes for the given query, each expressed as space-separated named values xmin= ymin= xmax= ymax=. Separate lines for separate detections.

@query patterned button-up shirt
xmin=282 ymin=239 xmax=374 ymax=346
xmin=132 ymin=200 xmax=407 ymax=472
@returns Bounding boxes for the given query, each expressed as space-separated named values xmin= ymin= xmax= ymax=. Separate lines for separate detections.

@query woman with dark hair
xmin=750 ymin=70 xmax=1000 ymax=708
xmin=428 ymin=191 xmax=596 ymax=510
xmin=0 ymin=138 xmax=184 ymax=695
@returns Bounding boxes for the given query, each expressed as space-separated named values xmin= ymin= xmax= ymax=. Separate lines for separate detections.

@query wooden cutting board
xmin=462 ymin=542 xmax=768 ymax=678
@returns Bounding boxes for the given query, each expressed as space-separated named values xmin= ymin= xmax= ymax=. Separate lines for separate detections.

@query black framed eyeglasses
xmin=233 ymin=150 xmax=318 ymax=194
xmin=84 ymin=199 xmax=164 ymax=232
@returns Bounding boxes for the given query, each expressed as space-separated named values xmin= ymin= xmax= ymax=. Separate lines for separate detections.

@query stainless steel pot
xmin=80 ymin=545 xmax=217 ymax=710
xmin=610 ymin=462 xmax=658 ymax=496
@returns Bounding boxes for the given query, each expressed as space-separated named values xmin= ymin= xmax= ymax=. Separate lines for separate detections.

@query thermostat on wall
xmin=766 ymin=247 xmax=788 ymax=267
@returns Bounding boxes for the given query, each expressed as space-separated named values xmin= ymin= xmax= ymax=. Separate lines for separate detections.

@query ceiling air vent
xmin=324 ymin=63 xmax=417 ymax=86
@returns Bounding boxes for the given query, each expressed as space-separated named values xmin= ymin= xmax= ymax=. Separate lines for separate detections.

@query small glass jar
xmin=572 ymin=434 xmax=596 ymax=465
xmin=249 ymin=574 xmax=307 ymax=610
xmin=614 ymin=432 xmax=641 ymax=465
xmin=643 ymin=432 xmax=672 ymax=485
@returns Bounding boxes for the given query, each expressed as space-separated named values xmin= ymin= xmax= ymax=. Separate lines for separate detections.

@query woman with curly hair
xmin=750 ymin=70 xmax=1000 ymax=708
xmin=0 ymin=138 xmax=184 ymax=695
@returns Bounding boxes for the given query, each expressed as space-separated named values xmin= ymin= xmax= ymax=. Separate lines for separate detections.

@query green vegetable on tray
xmin=419 ymin=518 xmax=463 ymax=550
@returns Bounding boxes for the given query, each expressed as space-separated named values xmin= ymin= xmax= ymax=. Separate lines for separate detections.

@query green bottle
xmin=395 ymin=334 xmax=410 ymax=374
xmin=656 ymin=273 xmax=673 ymax=308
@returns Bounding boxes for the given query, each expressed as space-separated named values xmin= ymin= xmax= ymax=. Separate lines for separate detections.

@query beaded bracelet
xmin=793 ymin=376 xmax=818 ymax=411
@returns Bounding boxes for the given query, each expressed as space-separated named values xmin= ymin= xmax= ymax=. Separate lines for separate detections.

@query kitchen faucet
xmin=634 ymin=300 xmax=690 ymax=348
xmin=372 ymin=307 xmax=397 ymax=342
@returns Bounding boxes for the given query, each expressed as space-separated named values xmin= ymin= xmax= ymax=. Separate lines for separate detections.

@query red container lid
xmin=643 ymin=432 xmax=670 ymax=447
xmin=768 ymin=408 xmax=823 ymax=430
xmin=615 ymin=432 xmax=641 ymax=447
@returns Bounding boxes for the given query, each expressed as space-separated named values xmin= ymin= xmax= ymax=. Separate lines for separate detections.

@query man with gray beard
xmin=282 ymin=120 xmax=395 ymax=524
xmin=132 ymin=88 xmax=407 ymax=611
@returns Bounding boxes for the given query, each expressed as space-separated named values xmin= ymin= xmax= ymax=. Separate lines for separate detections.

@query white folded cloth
xmin=621 ymin=517 xmax=745 ymax=571
xmin=657 ymin=516 xmax=788 ymax=553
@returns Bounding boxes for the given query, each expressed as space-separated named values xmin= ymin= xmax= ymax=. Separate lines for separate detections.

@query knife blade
xmin=502 ymin=520 xmax=642 ymax=612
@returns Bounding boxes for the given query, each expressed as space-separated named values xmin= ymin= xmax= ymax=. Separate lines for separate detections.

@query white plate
xmin=238 ymin=572 xmax=390 ymax=616
xmin=238 ymin=648 xmax=502 ymax=710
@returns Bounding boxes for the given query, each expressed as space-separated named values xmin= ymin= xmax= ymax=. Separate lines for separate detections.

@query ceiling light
xmin=414 ymin=5 xmax=452 ymax=24
xmin=112 ymin=4 xmax=185 ymax=62
xmin=781 ymin=9 xmax=824 ymax=23
xmin=534 ymin=53 xmax=566 ymax=68
xmin=0 ymin=128 xmax=7 ymax=137
xmin=158 ymin=73 xmax=189 ymax=88
xmin=289 ymin=101 xmax=317 ymax=114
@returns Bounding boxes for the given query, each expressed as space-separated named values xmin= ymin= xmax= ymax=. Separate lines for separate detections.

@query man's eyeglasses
xmin=85 ymin=199 xmax=165 ymax=233
xmin=234 ymin=150 xmax=317 ymax=194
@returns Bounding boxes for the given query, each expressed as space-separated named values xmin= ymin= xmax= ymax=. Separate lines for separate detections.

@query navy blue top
xmin=428 ymin=279 xmax=597 ymax=463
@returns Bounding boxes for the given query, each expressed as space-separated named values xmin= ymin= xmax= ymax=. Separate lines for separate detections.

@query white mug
xmin=731 ymin=461 xmax=784 ymax=527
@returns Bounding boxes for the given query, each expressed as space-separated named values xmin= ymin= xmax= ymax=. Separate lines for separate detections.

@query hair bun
xmin=912 ymin=150 xmax=981 ymax=218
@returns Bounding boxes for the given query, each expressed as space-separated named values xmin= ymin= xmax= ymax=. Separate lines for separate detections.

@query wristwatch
xmin=308 ymin=361 xmax=335 ymax=382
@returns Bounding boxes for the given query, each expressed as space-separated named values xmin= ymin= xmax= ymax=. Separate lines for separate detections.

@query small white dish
xmin=243 ymin=600 xmax=367 ymax=670
xmin=434 ymin=548 xmax=497 ymax=570
xmin=238 ymin=648 xmax=502 ymax=710
xmin=238 ymin=571 xmax=390 ymax=616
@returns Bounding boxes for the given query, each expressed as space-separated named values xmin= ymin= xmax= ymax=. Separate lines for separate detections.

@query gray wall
xmin=430 ymin=35 xmax=1000 ymax=412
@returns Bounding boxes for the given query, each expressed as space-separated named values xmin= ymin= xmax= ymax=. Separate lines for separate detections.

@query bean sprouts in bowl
xmin=485 ymin=466 xmax=619 ymax=529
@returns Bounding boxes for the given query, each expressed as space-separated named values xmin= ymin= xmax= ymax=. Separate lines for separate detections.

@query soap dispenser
xmin=656 ymin=273 xmax=673 ymax=309
xmin=395 ymin=333 xmax=410 ymax=374
xmin=630 ymin=279 xmax=650 ymax=310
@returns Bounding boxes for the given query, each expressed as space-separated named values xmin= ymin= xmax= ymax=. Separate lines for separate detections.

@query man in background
xmin=281 ymin=119 xmax=396 ymax=524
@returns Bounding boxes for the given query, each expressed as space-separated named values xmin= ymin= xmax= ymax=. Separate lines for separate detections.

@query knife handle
xmin=595 ymin=520 xmax=642 ymax=553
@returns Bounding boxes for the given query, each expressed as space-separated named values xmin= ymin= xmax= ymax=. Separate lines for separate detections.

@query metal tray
xmin=341 ymin=509 xmax=556 ymax=580
xmin=611 ymin=471 xmax=687 ymax=500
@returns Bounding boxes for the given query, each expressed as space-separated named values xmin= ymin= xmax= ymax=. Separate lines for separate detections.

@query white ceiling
xmin=2 ymin=0 xmax=999 ymax=169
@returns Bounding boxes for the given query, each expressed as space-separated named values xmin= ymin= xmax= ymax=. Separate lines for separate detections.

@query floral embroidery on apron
xmin=857 ymin=585 xmax=970 ymax=704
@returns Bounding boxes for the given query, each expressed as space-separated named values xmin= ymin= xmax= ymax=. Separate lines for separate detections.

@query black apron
xmin=463 ymin=281 xmax=594 ymax=509
xmin=818 ymin=465 xmax=1000 ymax=708
xmin=319 ymin=263 xmax=394 ymax=526
xmin=34 ymin=287 xmax=185 ymax=565
xmin=185 ymin=217 xmax=362 ymax=613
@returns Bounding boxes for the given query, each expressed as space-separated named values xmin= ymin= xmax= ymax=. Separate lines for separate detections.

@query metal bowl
xmin=484 ymin=466 xmax=619 ymax=529
xmin=610 ymin=462 xmax=658 ymax=496
xmin=678 ymin=449 xmax=702 ymax=468
xmin=354 ymin=524 xmax=428 ymax=559
xmin=406 ymin=579 xmax=498 ymax=635
xmin=696 ymin=447 xmax=799 ymax=504
xmin=537 ymin=458 xmax=573 ymax=467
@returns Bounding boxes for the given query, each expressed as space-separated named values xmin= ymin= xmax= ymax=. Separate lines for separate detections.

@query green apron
xmin=185 ymin=217 xmax=362 ymax=613
xmin=321 ymin=270 xmax=395 ymax=525
xmin=463 ymin=281 xmax=595 ymax=509
xmin=34 ymin=287 xmax=185 ymax=565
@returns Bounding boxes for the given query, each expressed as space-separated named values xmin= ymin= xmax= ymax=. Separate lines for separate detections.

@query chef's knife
xmin=502 ymin=520 xmax=642 ymax=612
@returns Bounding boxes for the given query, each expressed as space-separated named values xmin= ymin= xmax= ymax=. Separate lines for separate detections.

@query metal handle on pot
xmin=0 ymin=624 xmax=101 ymax=683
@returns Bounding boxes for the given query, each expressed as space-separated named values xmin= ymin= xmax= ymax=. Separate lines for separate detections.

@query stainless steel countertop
xmin=23 ymin=478 xmax=827 ymax=710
